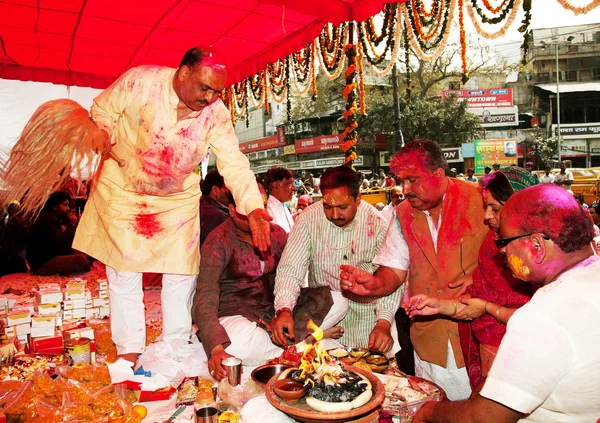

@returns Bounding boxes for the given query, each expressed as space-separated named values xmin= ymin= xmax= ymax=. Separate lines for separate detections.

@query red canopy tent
xmin=0 ymin=0 xmax=404 ymax=89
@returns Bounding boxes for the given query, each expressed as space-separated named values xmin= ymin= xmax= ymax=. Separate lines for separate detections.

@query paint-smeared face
xmin=177 ymin=63 xmax=226 ymax=112
xmin=498 ymin=214 xmax=535 ymax=282
xmin=395 ymin=153 xmax=445 ymax=211
xmin=297 ymin=197 xmax=311 ymax=211
xmin=322 ymin=186 xmax=361 ymax=228
xmin=483 ymin=190 xmax=503 ymax=232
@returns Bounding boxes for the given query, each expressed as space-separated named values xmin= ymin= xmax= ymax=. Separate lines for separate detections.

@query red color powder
xmin=133 ymin=213 xmax=162 ymax=239
xmin=159 ymin=145 xmax=174 ymax=166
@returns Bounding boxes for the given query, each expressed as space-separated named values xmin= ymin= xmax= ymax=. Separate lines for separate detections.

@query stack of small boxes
xmin=0 ymin=277 xmax=112 ymax=354
xmin=85 ymin=278 xmax=110 ymax=319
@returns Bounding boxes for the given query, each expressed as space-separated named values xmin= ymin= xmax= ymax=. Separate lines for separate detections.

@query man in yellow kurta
xmin=73 ymin=47 xmax=271 ymax=363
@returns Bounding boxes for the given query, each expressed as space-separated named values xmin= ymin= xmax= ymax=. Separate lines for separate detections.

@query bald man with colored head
xmin=414 ymin=184 xmax=600 ymax=423
xmin=73 ymin=46 xmax=272 ymax=366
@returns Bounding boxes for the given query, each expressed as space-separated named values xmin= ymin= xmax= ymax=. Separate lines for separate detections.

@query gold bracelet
xmin=452 ymin=301 xmax=458 ymax=316
xmin=484 ymin=301 xmax=490 ymax=314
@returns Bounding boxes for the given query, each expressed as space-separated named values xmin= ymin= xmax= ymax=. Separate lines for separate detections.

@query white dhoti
xmin=414 ymin=339 xmax=471 ymax=400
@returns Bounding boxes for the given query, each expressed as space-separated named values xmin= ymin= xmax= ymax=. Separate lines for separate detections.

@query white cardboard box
xmin=35 ymin=282 xmax=61 ymax=291
xmin=85 ymin=308 xmax=100 ymax=319
xmin=86 ymin=298 xmax=108 ymax=308
xmin=15 ymin=322 xmax=31 ymax=336
xmin=37 ymin=303 xmax=61 ymax=315
xmin=7 ymin=309 xmax=32 ymax=326
xmin=98 ymin=289 xmax=108 ymax=299
xmin=63 ymin=299 xmax=86 ymax=310
xmin=31 ymin=315 xmax=56 ymax=337
xmin=34 ymin=290 xmax=63 ymax=304
xmin=64 ymin=288 xmax=86 ymax=301
xmin=65 ymin=282 xmax=86 ymax=291
xmin=99 ymin=307 xmax=110 ymax=318
xmin=63 ymin=326 xmax=94 ymax=340
xmin=63 ymin=308 xmax=86 ymax=320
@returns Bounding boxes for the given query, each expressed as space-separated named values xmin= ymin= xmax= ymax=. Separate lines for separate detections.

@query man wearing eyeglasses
xmin=414 ymin=184 xmax=600 ymax=423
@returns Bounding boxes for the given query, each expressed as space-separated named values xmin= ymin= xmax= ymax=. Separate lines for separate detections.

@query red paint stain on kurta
xmin=133 ymin=202 xmax=162 ymax=238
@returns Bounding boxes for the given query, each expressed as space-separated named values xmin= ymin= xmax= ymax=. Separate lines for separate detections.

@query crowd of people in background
xmin=0 ymin=137 xmax=599 ymax=420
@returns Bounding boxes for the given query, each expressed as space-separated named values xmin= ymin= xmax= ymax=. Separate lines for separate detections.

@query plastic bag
xmin=3 ymin=379 xmax=36 ymax=423
xmin=217 ymin=378 xmax=262 ymax=410
xmin=31 ymin=370 xmax=56 ymax=400
xmin=22 ymin=396 xmax=62 ymax=423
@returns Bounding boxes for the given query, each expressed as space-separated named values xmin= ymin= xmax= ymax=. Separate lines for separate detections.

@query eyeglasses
xmin=494 ymin=233 xmax=550 ymax=249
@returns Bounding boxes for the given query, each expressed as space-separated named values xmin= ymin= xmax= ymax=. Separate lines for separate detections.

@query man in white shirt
xmin=414 ymin=184 xmax=600 ymax=423
xmin=381 ymin=186 xmax=404 ymax=222
xmin=265 ymin=166 xmax=296 ymax=233
xmin=553 ymin=161 xmax=573 ymax=189
xmin=539 ymin=164 xmax=555 ymax=184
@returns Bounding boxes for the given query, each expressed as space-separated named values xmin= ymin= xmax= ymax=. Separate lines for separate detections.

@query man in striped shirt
xmin=271 ymin=166 xmax=402 ymax=354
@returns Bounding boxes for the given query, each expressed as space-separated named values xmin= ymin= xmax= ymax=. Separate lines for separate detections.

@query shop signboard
xmin=558 ymin=124 xmax=600 ymax=138
xmin=474 ymin=139 xmax=518 ymax=173
xmin=295 ymin=134 xmax=344 ymax=154
xmin=469 ymin=107 xmax=519 ymax=127
xmin=442 ymin=88 xmax=513 ymax=108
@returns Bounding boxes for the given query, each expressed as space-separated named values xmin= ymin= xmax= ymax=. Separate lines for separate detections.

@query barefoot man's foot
xmin=117 ymin=353 xmax=140 ymax=368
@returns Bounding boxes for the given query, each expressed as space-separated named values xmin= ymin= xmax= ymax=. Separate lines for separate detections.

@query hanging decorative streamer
xmin=357 ymin=40 xmax=366 ymax=115
xmin=341 ymin=43 xmax=358 ymax=166
xmin=520 ymin=0 xmax=532 ymax=65
xmin=401 ymin=0 xmax=456 ymax=62
xmin=317 ymin=22 xmax=348 ymax=80
xmin=291 ymin=43 xmax=313 ymax=95
xmin=220 ymin=0 xmax=600 ymax=124
xmin=268 ymin=59 xmax=288 ymax=103
xmin=555 ymin=0 xmax=600 ymax=14
xmin=248 ymin=70 xmax=266 ymax=109
xmin=311 ymin=40 xmax=318 ymax=100
xmin=458 ymin=0 xmax=469 ymax=84
xmin=358 ymin=4 xmax=402 ymax=76
xmin=404 ymin=26 xmax=412 ymax=98
xmin=465 ymin=0 xmax=522 ymax=39
xmin=286 ymin=57 xmax=292 ymax=125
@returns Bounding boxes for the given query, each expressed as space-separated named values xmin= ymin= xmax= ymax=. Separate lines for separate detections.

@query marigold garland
xmin=341 ymin=42 xmax=358 ymax=167
xmin=311 ymin=41 xmax=318 ymax=100
xmin=458 ymin=0 xmax=469 ymax=84
xmin=220 ymin=0 xmax=600 ymax=126
xmin=466 ymin=0 xmax=522 ymax=39
xmin=401 ymin=0 xmax=456 ymax=62
xmin=555 ymin=0 xmax=600 ymax=14
xmin=357 ymin=44 xmax=366 ymax=115
xmin=318 ymin=23 xmax=347 ymax=80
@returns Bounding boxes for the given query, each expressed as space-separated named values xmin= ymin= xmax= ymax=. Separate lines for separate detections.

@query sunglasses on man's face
xmin=494 ymin=233 xmax=551 ymax=249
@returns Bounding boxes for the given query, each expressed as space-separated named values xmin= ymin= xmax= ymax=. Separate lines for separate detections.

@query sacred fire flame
xmin=307 ymin=319 xmax=324 ymax=342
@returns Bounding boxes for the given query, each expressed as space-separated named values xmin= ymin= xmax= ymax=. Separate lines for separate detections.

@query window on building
xmin=537 ymin=72 xmax=551 ymax=83
xmin=565 ymin=70 xmax=578 ymax=82
xmin=586 ymin=105 xmax=600 ymax=122
xmin=593 ymin=69 xmax=600 ymax=80
xmin=581 ymin=33 xmax=587 ymax=43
